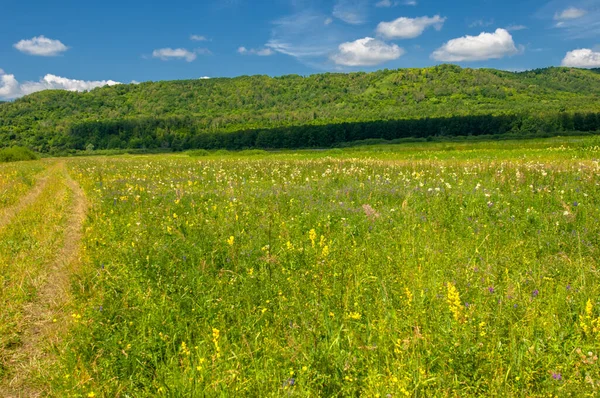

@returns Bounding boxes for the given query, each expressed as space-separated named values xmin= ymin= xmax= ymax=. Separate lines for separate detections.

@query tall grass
xmin=48 ymin=137 xmax=600 ymax=397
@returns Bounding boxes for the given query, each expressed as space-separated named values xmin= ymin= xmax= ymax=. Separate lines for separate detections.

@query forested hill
xmin=1 ymin=65 xmax=600 ymax=152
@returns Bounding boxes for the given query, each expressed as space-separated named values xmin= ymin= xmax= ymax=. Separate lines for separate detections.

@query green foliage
xmin=0 ymin=147 xmax=39 ymax=163
xmin=1 ymin=66 xmax=600 ymax=152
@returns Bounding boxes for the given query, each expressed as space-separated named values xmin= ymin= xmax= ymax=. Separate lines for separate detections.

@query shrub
xmin=0 ymin=147 xmax=39 ymax=163
xmin=187 ymin=149 xmax=210 ymax=157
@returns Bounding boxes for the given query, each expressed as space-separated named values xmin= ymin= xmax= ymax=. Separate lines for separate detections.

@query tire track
xmin=0 ymin=165 xmax=55 ymax=232
xmin=0 ymin=162 xmax=88 ymax=397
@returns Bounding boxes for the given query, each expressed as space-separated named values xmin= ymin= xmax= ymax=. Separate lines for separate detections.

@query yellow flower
xmin=227 ymin=236 xmax=235 ymax=246
xmin=309 ymin=229 xmax=317 ymax=248
xmin=446 ymin=283 xmax=464 ymax=323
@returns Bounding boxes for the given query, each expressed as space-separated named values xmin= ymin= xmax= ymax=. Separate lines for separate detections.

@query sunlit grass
xmin=9 ymin=137 xmax=599 ymax=396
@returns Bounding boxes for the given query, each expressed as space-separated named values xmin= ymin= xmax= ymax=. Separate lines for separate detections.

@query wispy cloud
xmin=190 ymin=35 xmax=210 ymax=41
xmin=152 ymin=48 xmax=206 ymax=62
xmin=265 ymin=10 xmax=345 ymax=68
xmin=0 ymin=69 xmax=120 ymax=100
xmin=506 ymin=24 xmax=528 ymax=31
xmin=469 ymin=19 xmax=494 ymax=28
xmin=13 ymin=36 xmax=69 ymax=56
xmin=536 ymin=1 xmax=600 ymax=39
xmin=238 ymin=46 xmax=274 ymax=56
xmin=554 ymin=6 xmax=587 ymax=19
xmin=332 ymin=0 xmax=369 ymax=25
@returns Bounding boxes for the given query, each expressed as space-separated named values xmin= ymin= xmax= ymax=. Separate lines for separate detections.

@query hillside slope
xmin=1 ymin=65 xmax=600 ymax=151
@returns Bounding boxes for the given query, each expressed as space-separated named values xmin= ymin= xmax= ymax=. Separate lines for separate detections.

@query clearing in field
xmin=0 ymin=137 xmax=599 ymax=397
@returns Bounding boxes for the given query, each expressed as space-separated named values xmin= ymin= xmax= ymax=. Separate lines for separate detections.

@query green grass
xmin=4 ymin=136 xmax=600 ymax=396
xmin=0 ymin=161 xmax=45 ymax=209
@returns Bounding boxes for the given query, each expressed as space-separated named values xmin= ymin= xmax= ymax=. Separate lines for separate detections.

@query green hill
xmin=1 ymin=65 xmax=600 ymax=152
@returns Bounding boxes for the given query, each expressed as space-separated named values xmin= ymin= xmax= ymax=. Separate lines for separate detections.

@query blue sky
xmin=1 ymin=0 xmax=599 ymax=99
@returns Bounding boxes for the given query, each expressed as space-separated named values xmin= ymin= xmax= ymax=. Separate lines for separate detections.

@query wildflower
xmin=347 ymin=312 xmax=362 ymax=320
xmin=405 ymin=287 xmax=413 ymax=307
xmin=212 ymin=328 xmax=221 ymax=358
xmin=532 ymin=289 xmax=539 ymax=298
xmin=487 ymin=287 xmax=495 ymax=294
xmin=552 ymin=372 xmax=562 ymax=381
xmin=309 ymin=229 xmax=317 ymax=248
xmin=227 ymin=236 xmax=235 ymax=246
xmin=446 ymin=283 xmax=465 ymax=323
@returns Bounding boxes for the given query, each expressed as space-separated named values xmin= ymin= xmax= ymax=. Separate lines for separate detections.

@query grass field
xmin=1 ymin=136 xmax=600 ymax=396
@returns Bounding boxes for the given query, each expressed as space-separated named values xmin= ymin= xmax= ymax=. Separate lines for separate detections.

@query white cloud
xmin=13 ymin=36 xmax=68 ymax=56
xmin=152 ymin=48 xmax=198 ymax=62
xmin=324 ymin=17 xmax=333 ymax=25
xmin=330 ymin=37 xmax=404 ymax=66
xmin=199 ymin=76 xmax=211 ymax=79
xmin=333 ymin=0 xmax=368 ymax=25
xmin=0 ymin=69 xmax=121 ymax=100
xmin=561 ymin=48 xmax=600 ymax=68
xmin=431 ymin=28 xmax=521 ymax=62
xmin=377 ymin=15 xmax=446 ymax=39
xmin=238 ymin=46 xmax=274 ymax=56
xmin=554 ymin=7 xmax=587 ymax=20
xmin=190 ymin=35 xmax=209 ymax=41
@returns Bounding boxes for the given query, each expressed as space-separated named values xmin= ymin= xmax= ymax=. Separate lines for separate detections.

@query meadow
xmin=1 ymin=136 xmax=600 ymax=396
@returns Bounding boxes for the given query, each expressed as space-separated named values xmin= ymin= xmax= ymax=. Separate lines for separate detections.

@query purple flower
xmin=566 ymin=284 xmax=572 ymax=291
xmin=532 ymin=289 xmax=539 ymax=298
xmin=513 ymin=304 xmax=518 ymax=308
xmin=488 ymin=287 xmax=495 ymax=294
xmin=552 ymin=372 xmax=562 ymax=381
xmin=573 ymin=202 xmax=579 ymax=207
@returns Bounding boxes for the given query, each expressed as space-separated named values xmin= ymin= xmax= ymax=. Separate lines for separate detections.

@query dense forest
xmin=1 ymin=65 xmax=600 ymax=152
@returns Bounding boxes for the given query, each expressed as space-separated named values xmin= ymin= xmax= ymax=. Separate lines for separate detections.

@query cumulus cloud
xmin=554 ymin=7 xmax=587 ymax=20
xmin=238 ymin=46 xmax=274 ymax=56
xmin=152 ymin=48 xmax=198 ymax=62
xmin=0 ymin=69 xmax=121 ymax=100
xmin=330 ymin=37 xmax=404 ymax=66
xmin=561 ymin=48 xmax=600 ymax=68
xmin=190 ymin=35 xmax=209 ymax=41
xmin=333 ymin=0 xmax=369 ymax=25
xmin=377 ymin=15 xmax=446 ymax=39
xmin=431 ymin=28 xmax=521 ymax=62
xmin=13 ymin=36 xmax=69 ymax=56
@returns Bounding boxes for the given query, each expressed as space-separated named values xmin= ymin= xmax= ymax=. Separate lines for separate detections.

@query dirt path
xmin=0 ymin=162 xmax=88 ymax=397
xmin=0 ymin=165 xmax=56 ymax=232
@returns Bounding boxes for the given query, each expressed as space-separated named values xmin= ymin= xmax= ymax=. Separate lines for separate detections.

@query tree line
xmin=68 ymin=112 xmax=600 ymax=151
